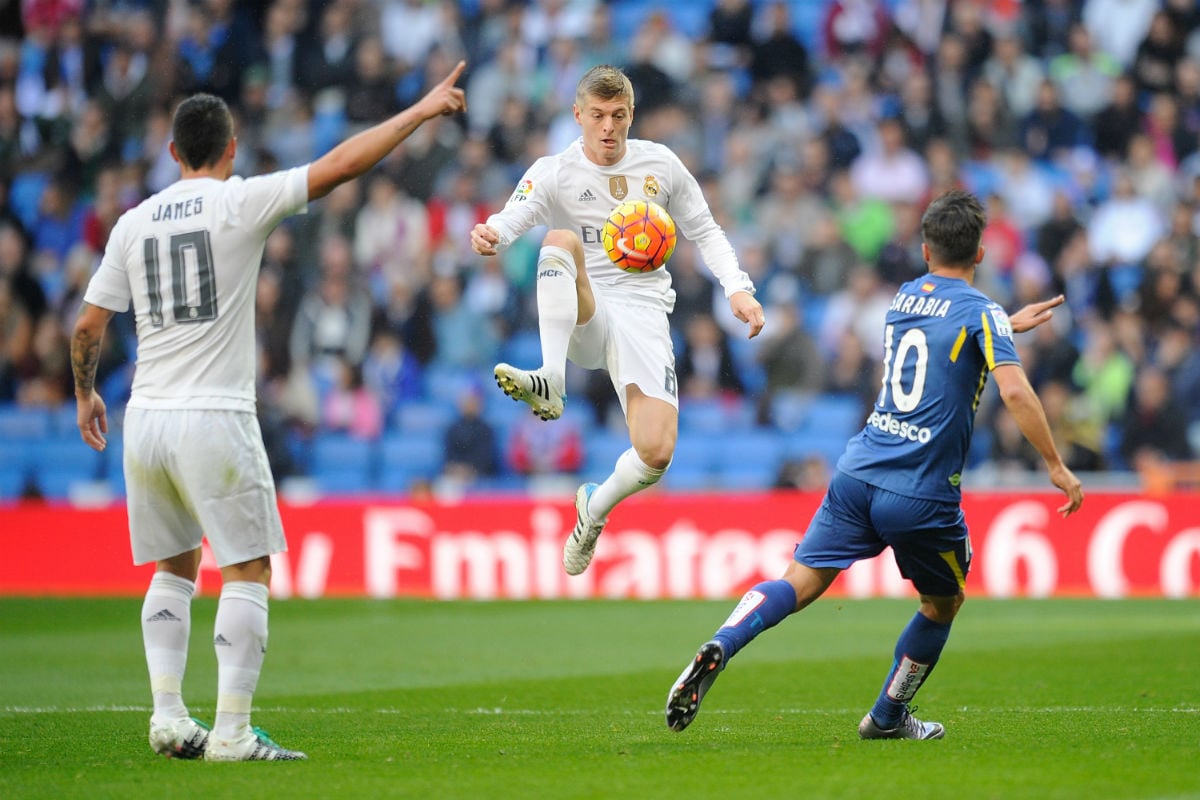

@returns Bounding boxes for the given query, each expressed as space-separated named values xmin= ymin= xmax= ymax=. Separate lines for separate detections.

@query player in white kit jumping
xmin=72 ymin=63 xmax=466 ymax=761
xmin=470 ymin=65 xmax=765 ymax=577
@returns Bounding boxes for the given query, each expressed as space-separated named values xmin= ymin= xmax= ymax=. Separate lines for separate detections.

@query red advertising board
xmin=1 ymin=491 xmax=1198 ymax=598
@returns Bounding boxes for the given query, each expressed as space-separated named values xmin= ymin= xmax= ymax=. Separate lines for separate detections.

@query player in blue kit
xmin=665 ymin=190 xmax=1084 ymax=739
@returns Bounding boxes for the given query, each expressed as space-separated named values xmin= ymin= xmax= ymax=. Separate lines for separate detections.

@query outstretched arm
xmin=307 ymin=61 xmax=467 ymax=201
xmin=72 ymin=302 xmax=116 ymax=452
xmin=1009 ymin=294 xmax=1065 ymax=334
xmin=992 ymin=363 xmax=1084 ymax=516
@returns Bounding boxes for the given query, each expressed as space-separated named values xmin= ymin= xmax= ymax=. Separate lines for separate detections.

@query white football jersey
xmin=486 ymin=138 xmax=754 ymax=312
xmin=84 ymin=166 xmax=309 ymax=412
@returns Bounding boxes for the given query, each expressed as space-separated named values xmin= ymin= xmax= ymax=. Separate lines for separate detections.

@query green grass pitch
xmin=1 ymin=597 xmax=1198 ymax=800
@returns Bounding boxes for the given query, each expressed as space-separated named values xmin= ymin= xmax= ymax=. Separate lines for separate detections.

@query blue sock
xmin=710 ymin=580 xmax=797 ymax=660
xmin=869 ymin=611 xmax=953 ymax=728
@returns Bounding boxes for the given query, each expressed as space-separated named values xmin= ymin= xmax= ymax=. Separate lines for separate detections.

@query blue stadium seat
xmin=664 ymin=464 xmax=716 ymax=491
xmin=379 ymin=431 xmax=444 ymax=485
xmin=583 ymin=429 xmax=632 ymax=475
xmin=673 ymin=431 xmax=725 ymax=473
xmin=28 ymin=439 xmax=103 ymax=482
xmin=799 ymin=394 xmax=866 ymax=439
xmin=394 ymin=401 xmax=456 ymax=434
xmin=679 ymin=396 xmax=757 ymax=433
xmin=309 ymin=434 xmax=376 ymax=492
xmin=423 ymin=362 xmax=482 ymax=405
xmin=0 ymin=405 xmax=51 ymax=441
xmin=0 ymin=466 xmax=29 ymax=500
xmin=715 ymin=462 xmax=778 ymax=490
xmin=9 ymin=172 xmax=49 ymax=229
xmin=498 ymin=330 xmax=543 ymax=370
xmin=312 ymin=470 xmax=374 ymax=496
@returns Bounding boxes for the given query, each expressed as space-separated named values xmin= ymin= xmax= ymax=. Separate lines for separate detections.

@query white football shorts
xmin=568 ymin=295 xmax=679 ymax=412
xmin=123 ymin=408 xmax=287 ymax=567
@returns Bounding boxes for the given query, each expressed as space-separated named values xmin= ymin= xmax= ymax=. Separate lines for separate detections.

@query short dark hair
xmin=921 ymin=189 xmax=987 ymax=266
xmin=171 ymin=94 xmax=233 ymax=170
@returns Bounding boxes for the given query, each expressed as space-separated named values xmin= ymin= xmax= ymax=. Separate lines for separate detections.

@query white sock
xmin=212 ymin=581 xmax=269 ymax=740
xmin=142 ymin=572 xmax=195 ymax=722
xmin=589 ymin=447 xmax=668 ymax=519
xmin=535 ymin=245 xmax=578 ymax=388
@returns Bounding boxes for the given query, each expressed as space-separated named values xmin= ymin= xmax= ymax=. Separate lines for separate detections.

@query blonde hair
xmin=575 ymin=65 xmax=634 ymax=109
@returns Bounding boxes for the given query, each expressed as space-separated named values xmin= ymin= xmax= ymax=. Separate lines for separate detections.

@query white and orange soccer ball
xmin=601 ymin=199 xmax=678 ymax=273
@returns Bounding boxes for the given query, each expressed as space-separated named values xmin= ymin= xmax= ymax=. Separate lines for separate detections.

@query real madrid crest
xmin=608 ymin=175 xmax=628 ymax=201
xmin=643 ymin=175 xmax=660 ymax=197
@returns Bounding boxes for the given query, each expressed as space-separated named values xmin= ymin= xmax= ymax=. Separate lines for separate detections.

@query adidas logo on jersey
xmin=578 ymin=189 xmax=597 ymax=202
xmin=214 ymin=634 xmax=232 ymax=647
xmin=145 ymin=609 xmax=181 ymax=623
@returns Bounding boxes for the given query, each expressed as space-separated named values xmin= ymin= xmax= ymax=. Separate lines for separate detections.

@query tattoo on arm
xmin=71 ymin=327 xmax=102 ymax=395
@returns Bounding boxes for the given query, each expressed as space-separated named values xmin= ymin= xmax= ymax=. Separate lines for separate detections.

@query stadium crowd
xmin=2 ymin=0 xmax=1200 ymax=498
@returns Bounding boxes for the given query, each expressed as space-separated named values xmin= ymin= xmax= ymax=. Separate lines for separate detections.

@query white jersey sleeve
xmin=84 ymin=165 xmax=309 ymax=412
xmin=485 ymin=156 xmax=560 ymax=247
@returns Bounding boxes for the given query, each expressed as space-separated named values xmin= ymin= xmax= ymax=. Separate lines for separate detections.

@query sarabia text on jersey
xmin=837 ymin=273 xmax=1021 ymax=503
xmin=485 ymin=138 xmax=754 ymax=311
xmin=83 ymin=167 xmax=309 ymax=412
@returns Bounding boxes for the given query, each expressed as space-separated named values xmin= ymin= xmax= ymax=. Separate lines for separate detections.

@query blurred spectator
xmin=677 ymin=313 xmax=745 ymax=399
xmin=354 ymin=172 xmax=430 ymax=300
xmin=1084 ymin=0 xmax=1158 ymax=67
xmin=1073 ymin=318 xmax=1136 ymax=424
xmin=818 ymin=264 xmax=892 ymax=361
xmin=1041 ymin=378 xmax=1107 ymax=471
xmin=321 ymin=357 xmax=384 ymax=441
xmin=1048 ymin=22 xmax=1120 ymax=122
xmin=1156 ymin=319 xmax=1200 ymax=431
xmin=429 ymin=273 xmax=498 ymax=369
xmin=1093 ymin=78 xmax=1143 ymax=166
xmin=0 ymin=220 xmax=46 ymax=321
xmin=965 ymin=78 xmax=1019 ymax=159
xmin=850 ymin=116 xmax=930 ymax=204
xmin=830 ymin=169 xmax=893 ymax=261
xmin=1026 ymin=3 xmax=1078 ymax=60
xmin=750 ymin=1 xmax=811 ymax=98
xmin=361 ymin=328 xmax=423 ymax=421
xmin=1020 ymin=79 xmax=1087 ymax=161
xmin=800 ymin=214 xmax=859 ymax=295
xmin=876 ymin=201 xmax=926 ymax=286
xmin=896 ymin=70 xmax=949 ymax=154
xmin=1133 ymin=10 xmax=1185 ymax=96
xmin=343 ymin=37 xmax=400 ymax=130
xmin=1119 ymin=364 xmax=1193 ymax=464
xmin=289 ymin=234 xmax=374 ymax=377
xmin=1035 ymin=190 xmax=1084 ymax=268
xmin=506 ymin=409 xmax=583 ymax=477
xmin=441 ymin=387 xmax=499 ymax=483
xmin=1144 ymin=92 xmax=1192 ymax=169
xmin=297 ymin=2 xmax=356 ymax=97
xmin=822 ymin=0 xmax=891 ymax=62
xmin=755 ymin=300 xmax=824 ymax=425
xmin=985 ymin=31 xmax=1045 ymax=119
xmin=774 ymin=453 xmax=831 ymax=490
xmin=1087 ymin=170 xmax=1166 ymax=266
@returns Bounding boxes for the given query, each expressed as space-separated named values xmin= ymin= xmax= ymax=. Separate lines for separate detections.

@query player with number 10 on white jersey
xmin=471 ymin=65 xmax=766 ymax=577
xmin=72 ymin=63 xmax=467 ymax=761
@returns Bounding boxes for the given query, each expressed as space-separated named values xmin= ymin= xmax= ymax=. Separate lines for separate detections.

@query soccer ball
xmin=601 ymin=200 xmax=677 ymax=273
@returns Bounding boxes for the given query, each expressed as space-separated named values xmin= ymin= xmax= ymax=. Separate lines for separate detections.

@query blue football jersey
xmin=837 ymin=274 xmax=1021 ymax=502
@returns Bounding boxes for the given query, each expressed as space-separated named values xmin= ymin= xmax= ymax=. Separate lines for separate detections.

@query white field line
xmin=2 ymin=705 xmax=1198 ymax=715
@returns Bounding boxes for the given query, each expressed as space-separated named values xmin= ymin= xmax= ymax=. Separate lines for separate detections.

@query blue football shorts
xmin=794 ymin=471 xmax=971 ymax=597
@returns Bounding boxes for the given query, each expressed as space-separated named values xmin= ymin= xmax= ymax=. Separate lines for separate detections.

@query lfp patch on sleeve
xmin=990 ymin=307 xmax=1013 ymax=338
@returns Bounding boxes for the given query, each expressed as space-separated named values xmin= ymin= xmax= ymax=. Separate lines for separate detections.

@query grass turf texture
xmin=1 ymin=598 xmax=1198 ymax=800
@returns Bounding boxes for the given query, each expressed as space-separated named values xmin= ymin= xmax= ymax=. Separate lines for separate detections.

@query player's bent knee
xmin=544 ymin=228 xmax=582 ymax=252
xmin=635 ymin=444 xmax=673 ymax=472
